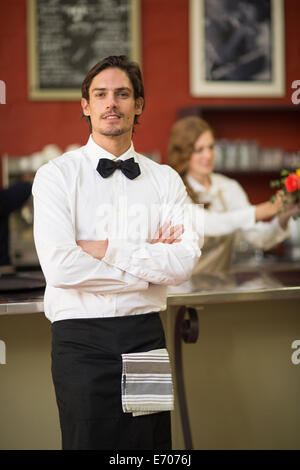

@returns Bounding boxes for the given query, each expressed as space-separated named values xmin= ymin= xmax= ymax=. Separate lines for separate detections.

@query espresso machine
xmin=1 ymin=145 xmax=63 ymax=270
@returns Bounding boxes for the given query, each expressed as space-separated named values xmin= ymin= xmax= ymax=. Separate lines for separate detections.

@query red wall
xmin=0 ymin=0 xmax=300 ymax=165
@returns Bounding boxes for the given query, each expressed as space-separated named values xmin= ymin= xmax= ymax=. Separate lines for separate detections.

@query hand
xmin=255 ymin=190 xmax=297 ymax=221
xmin=76 ymin=239 xmax=108 ymax=260
xmin=278 ymin=203 xmax=300 ymax=229
xmin=272 ymin=189 xmax=293 ymax=213
xmin=270 ymin=190 xmax=300 ymax=228
xmin=150 ymin=220 xmax=184 ymax=244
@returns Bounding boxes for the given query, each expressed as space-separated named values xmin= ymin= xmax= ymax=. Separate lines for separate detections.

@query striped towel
xmin=121 ymin=348 xmax=174 ymax=417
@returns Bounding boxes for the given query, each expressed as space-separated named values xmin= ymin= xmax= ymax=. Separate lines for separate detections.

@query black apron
xmin=51 ymin=311 xmax=171 ymax=450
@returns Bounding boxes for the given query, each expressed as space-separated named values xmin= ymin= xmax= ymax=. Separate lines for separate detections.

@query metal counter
xmin=1 ymin=262 xmax=300 ymax=315
xmin=168 ymin=269 xmax=300 ymax=305
xmin=1 ymin=262 xmax=300 ymax=450
xmin=0 ymin=270 xmax=45 ymax=315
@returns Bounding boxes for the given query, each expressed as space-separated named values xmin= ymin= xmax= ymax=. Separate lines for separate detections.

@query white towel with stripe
xmin=121 ymin=348 xmax=174 ymax=417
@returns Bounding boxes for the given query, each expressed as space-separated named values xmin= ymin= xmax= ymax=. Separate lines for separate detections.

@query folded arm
xmin=101 ymin=169 xmax=201 ymax=286
xmin=32 ymin=163 xmax=149 ymax=293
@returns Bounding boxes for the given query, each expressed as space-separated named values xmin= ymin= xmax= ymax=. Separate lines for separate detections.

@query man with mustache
xmin=32 ymin=55 xmax=201 ymax=450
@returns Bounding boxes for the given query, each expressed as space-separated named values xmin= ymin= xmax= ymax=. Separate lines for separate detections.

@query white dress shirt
xmin=32 ymin=135 xmax=201 ymax=323
xmin=186 ymin=173 xmax=289 ymax=248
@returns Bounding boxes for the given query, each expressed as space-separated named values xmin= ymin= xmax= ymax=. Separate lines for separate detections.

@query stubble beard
xmin=100 ymin=126 xmax=131 ymax=137
xmin=98 ymin=119 xmax=133 ymax=138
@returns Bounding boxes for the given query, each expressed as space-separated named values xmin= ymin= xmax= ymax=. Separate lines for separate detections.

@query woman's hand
xmin=272 ymin=190 xmax=300 ymax=228
xmin=277 ymin=203 xmax=300 ymax=229
xmin=255 ymin=190 xmax=300 ymax=223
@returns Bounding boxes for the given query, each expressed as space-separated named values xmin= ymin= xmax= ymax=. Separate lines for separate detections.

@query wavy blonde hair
xmin=167 ymin=116 xmax=214 ymax=203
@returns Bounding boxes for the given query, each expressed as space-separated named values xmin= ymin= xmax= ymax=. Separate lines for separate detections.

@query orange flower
xmin=285 ymin=173 xmax=300 ymax=192
xmin=296 ymin=168 xmax=300 ymax=177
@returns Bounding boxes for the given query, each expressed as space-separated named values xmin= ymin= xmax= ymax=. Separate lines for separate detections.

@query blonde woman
xmin=168 ymin=116 xmax=298 ymax=273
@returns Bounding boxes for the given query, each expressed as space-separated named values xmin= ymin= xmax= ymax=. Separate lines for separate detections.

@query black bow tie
xmin=96 ymin=157 xmax=141 ymax=180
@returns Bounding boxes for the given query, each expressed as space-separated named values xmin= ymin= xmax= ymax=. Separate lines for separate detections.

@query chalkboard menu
xmin=27 ymin=0 xmax=141 ymax=100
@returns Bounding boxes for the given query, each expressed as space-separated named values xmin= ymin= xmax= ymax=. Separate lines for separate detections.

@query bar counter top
xmin=1 ymin=258 xmax=300 ymax=315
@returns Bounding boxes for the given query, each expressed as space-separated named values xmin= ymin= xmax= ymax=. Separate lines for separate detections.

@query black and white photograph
xmin=190 ymin=0 xmax=285 ymax=96
xmin=204 ymin=0 xmax=272 ymax=82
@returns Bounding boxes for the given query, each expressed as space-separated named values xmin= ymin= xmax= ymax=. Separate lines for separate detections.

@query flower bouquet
xmin=270 ymin=169 xmax=300 ymax=219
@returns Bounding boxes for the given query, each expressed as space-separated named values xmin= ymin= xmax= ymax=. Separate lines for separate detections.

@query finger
xmin=151 ymin=223 xmax=184 ymax=244
xmin=155 ymin=222 xmax=174 ymax=243
xmin=151 ymin=221 xmax=172 ymax=243
xmin=161 ymin=224 xmax=184 ymax=244
xmin=160 ymin=225 xmax=174 ymax=242
xmin=161 ymin=223 xmax=184 ymax=239
xmin=158 ymin=220 xmax=172 ymax=238
xmin=167 ymin=225 xmax=184 ymax=244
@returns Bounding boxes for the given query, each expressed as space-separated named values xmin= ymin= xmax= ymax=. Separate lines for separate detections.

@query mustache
xmin=101 ymin=108 xmax=124 ymax=119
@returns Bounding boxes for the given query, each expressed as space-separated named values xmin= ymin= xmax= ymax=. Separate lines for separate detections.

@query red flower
xmin=284 ymin=174 xmax=300 ymax=192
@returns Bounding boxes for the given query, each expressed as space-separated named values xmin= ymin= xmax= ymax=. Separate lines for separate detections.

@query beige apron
xmin=193 ymin=189 xmax=235 ymax=274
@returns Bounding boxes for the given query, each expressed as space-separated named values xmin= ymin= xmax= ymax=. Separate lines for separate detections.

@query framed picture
xmin=27 ymin=0 xmax=141 ymax=100
xmin=189 ymin=0 xmax=285 ymax=97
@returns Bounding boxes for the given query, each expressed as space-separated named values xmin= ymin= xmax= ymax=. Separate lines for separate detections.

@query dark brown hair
xmin=167 ymin=116 xmax=214 ymax=203
xmin=81 ymin=55 xmax=145 ymax=133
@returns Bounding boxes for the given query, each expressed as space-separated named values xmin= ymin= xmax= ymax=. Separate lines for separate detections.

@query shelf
xmin=178 ymin=104 xmax=300 ymax=118
xmin=215 ymin=169 xmax=287 ymax=175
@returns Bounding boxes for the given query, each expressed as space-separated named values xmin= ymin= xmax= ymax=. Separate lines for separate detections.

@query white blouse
xmin=186 ymin=173 xmax=289 ymax=249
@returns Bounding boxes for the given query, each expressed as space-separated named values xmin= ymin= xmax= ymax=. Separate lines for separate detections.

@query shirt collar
xmin=84 ymin=134 xmax=137 ymax=169
xmin=186 ymin=174 xmax=219 ymax=197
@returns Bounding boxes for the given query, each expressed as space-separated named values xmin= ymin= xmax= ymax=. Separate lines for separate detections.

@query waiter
xmin=0 ymin=180 xmax=32 ymax=267
xmin=32 ymin=55 xmax=201 ymax=450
